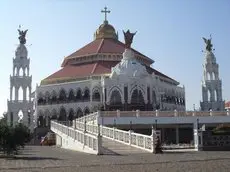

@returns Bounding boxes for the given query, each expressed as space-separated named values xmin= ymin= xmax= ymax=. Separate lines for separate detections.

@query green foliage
xmin=0 ymin=122 xmax=31 ymax=155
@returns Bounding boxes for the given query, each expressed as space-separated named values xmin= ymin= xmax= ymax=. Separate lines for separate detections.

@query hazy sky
xmin=0 ymin=0 xmax=229 ymax=116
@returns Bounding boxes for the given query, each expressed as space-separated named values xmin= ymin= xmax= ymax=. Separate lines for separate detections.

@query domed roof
xmin=94 ymin=21 xmax=118 ymax=40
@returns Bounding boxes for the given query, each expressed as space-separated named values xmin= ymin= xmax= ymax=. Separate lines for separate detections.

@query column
xmin=176 ymin=126 xmax=179 ymax=144
xmin=193 ymin=120 xmax=199 ymax=151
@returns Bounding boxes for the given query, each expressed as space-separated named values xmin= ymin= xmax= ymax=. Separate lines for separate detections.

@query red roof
xmin=44 ymin=61 xmax=117 ymax=80
xmin=43 ymin=61 xmax=177 ymax=84
xmin=62 ymin=38 xmax=153 ymax=66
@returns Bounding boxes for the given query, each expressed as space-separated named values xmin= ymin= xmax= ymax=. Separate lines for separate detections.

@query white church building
xmin=34 ymin=11 xmax=186 ymax=128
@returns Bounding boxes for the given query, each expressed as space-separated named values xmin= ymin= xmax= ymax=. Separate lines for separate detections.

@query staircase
xmin=51 ymin=113 xmax=159 ymax=155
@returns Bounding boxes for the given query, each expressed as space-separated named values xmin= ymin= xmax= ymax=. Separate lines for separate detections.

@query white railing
xmin=100 ymin=125 xmax=159 ymax=152
xmin=51 ymin=120 xmax=102 ymax=155
xmin=76 ymin=112 xmax=98 ymax=122
xmin=100 ymin=110 xmax=229 ymax=118
xmin=73 ymin=119 xmax=159 ymax=153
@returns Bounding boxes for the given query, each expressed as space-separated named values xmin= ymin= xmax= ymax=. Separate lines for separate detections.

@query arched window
xmin=76 ymin=109 xmax=83 ymax=118
xmin=19 ymin=68 xmax=23 ymax=76
xmin=68 ymin=89 xmax=75 ymax=102
xmin=59 ymin=89 xmax=66 ymax=102
xmin=68 ymin=109 xmax=74 ymax=121
xmin=84 ymin=107 xmax=90 ymax=115
xmin=207 ymin=90 xmax=211 ymax=102
xmin=51 ymin=91 xmax=57 ymax=104
xmin=131 ymin=89 xmax=144 ymax=104
xmin=18 ymin=87 xmax=23 ymax=101
xmin=92 ymin=90 xmax=100 ymax=101
xmin=212 ymin=72 xmax=215 ymax=80
xmin=83 ymin=88 xmax=90 ymax=101
xmin=58 ymin=108 xmax=67 ymax=121
xmin=110 ymin=90 xmax=122 ymax=105
xmin=76 ymin=89 xmax=82 ymax=102
xmin=37 ymin=93 xmax=44 ymax=105
xmin=214 ymin=90 xmax=218 ymax=101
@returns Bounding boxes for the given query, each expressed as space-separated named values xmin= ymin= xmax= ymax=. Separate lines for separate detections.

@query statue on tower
xmin=123 ymin=30 xmax=137 ymax=49
xmin=202 ymin=36 xmax=213 ymax=52
xmin=18 ymin=28 xmax=28 ymax=44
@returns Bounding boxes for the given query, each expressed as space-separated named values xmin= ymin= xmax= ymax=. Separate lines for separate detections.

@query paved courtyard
xmin=1 ymin=146 xmax=230 ymax=172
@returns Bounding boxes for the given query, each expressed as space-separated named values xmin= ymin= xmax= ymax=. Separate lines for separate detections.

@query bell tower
xmin=7 ymin=28 xmax=33 ymax=128
xmin=200 ymin=36 xmax=225 ymax=111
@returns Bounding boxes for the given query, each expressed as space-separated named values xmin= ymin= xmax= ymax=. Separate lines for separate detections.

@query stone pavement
xmin=1 ymin=146 xmax=230 ymax=172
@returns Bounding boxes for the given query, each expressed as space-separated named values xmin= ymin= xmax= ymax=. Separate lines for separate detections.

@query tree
xmin=0 ymin=122 xmax=31 ymax=155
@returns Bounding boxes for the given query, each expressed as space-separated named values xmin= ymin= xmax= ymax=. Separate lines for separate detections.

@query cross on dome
xmin=101 ymin=6 xmax=110 ymax=22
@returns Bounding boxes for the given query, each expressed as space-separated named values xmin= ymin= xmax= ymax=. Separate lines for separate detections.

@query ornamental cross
xmin=101 ymin=6 xmax=110 ymax=21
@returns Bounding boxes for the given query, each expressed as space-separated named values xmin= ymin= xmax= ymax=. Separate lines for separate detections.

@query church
xmin=35 ymin=7 xmax=186 ymax=127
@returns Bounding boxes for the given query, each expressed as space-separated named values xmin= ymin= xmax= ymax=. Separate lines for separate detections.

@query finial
xmin=101 ymin=6 xmax=110 ymax=23
xmin=17 ymin=26 xmax=28 ymax=45
xmin=123 ymin=30 xmax=137 ymax=49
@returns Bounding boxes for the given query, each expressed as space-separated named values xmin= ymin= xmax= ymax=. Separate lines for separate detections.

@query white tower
xmin=7 ymin=28 xmax=33 ymax=128
xmin=200 ymin=37 xmax=225 ymax=111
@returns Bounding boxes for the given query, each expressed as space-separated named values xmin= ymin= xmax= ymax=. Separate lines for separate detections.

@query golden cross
xmin=101 ymin=6 xmax=110 ymax=21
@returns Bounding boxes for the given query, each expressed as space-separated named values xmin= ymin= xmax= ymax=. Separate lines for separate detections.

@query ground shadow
xmin=0 ymin=155 xmax=61 ymax=161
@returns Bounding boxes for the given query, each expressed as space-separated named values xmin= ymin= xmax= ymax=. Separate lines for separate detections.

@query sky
xmin=0 ymin=0 xmax=230 ymax=117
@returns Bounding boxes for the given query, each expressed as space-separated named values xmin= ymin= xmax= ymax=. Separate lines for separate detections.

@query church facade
xmin=35 ymin=9 xmax=185 ymax=127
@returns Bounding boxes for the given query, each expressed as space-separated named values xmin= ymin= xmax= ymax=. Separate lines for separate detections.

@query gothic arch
xmin=59 ymin=89 xmax=67 ymax=102
xmin=131 ymin=89 xmax=145 ymax=104
xmin=110 ymin=89 xmax=122 ymax=105
xmin=214 ymin=89 xmax=218 ymax=101
xmin=18 ymin=86 xmax=23 ymax=101
xmin=108 ymin=86 xmax=123 ymax=104
xmin=207 ymin=89 xmax=211 ymax=102
xmin=76 ymin=108 xmax=83 ymax=118
xmin=58 ymin=107 xmax=67 ymax=121
xmin=76 ymin=88 xmax=82 ymax=101
xmin=84 ymin=107 xmax=90 ymax=115
xmin=37 ymin=92 xmax=44 ymax=105
xmin=83 ymin=87 xmax=90 ymax=101
xmin=92 ymin=89 xmax=100 ymax=101
xmin=68 ymin=108 xmax=75 ymax=121
xmin=68 ymin=89 xmax=75 ymax=102
xmin=51 ymin=90 xmax=57 ymax=103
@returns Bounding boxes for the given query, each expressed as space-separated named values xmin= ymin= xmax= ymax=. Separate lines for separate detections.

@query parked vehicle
xmin=40 ymin=132 xmax=56 ymax=146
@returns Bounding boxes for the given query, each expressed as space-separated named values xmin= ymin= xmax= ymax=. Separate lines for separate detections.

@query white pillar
xmin=193 ymin=120 xmax=199 ymax=151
